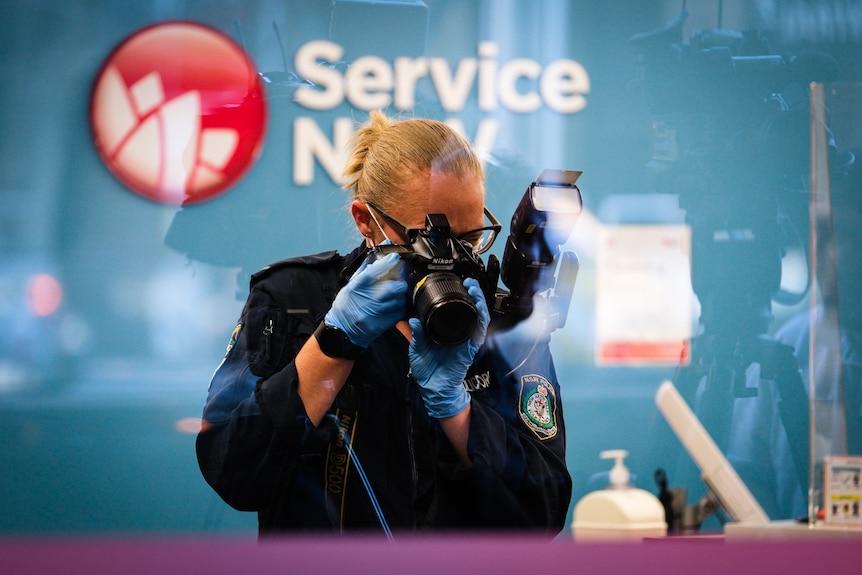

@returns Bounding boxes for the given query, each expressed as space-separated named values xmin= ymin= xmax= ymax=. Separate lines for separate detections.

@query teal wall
xmin=2 ymin=0 xmax=861 ymax=535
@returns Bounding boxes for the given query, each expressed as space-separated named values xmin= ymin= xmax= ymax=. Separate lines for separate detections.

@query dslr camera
xmin=372 ymin=213 xmax=490 ymax=346
xmin=371 ymin=168 xmax=583 ymax=345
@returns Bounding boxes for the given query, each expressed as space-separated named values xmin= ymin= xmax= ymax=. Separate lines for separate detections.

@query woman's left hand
xmin=409 ymin=277 xmax=489 ymax=418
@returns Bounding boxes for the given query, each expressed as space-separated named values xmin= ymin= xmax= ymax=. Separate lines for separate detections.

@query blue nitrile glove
xmin=325 ymin=252 xmax=408 ymax=348
xmin=409 ymin=277 xmax=490 ymax=418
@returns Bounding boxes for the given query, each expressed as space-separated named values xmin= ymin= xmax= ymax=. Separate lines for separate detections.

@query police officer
xmin=196 ymin=110 xmax=572 ymax=534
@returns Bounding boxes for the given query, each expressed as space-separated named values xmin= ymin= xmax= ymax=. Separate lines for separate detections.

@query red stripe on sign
xmin=597 ymin=340 xmax=690 ymax=365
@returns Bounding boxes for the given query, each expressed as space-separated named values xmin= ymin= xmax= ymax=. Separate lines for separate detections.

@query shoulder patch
xmin=208 ymin=322 xmax=243 ymax=392
xmin=519 ymin=374 xmax=559 ymax=440
xmin=225 ymin=323 xmax=242 ymax=356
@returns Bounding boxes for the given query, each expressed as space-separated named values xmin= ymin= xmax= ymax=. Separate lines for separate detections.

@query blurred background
xmin=1 ymin=0 xmax=860 ymax=536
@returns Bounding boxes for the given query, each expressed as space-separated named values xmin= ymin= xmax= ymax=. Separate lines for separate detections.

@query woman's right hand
xmin=324 ymin=253 xmax=408 ymax=348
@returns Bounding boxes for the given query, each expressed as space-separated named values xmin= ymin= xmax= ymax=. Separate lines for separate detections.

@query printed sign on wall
xmin=595 ymin=224 xmax=693 ymax=366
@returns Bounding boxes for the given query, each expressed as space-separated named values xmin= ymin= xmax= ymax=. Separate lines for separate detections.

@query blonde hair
xmin=342 ymin=110 xmax=484 ymax=212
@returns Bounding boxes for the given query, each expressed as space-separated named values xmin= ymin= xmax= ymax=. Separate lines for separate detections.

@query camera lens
xmin=413 ymin=272 xmax=478 ymax=346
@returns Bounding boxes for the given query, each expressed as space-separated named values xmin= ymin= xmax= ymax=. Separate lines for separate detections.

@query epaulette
xmin=250 ymin=250 xmax=340 ymax=286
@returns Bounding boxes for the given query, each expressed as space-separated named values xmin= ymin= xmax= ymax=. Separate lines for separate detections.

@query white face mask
xmin=367 ymin=207 xmax=394 ymax=248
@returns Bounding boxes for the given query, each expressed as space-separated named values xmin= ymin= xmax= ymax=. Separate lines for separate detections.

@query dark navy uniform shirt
xmin=196 ymin=244 xmax=572 ymax=534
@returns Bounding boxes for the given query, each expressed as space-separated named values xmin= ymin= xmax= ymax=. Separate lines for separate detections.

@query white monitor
xmin=655 ymin=380 xmax=770 ymax=524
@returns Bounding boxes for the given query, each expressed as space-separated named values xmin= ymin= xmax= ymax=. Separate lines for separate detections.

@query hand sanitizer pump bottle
xmin=572 ymin=450 xmax=668 ymax=541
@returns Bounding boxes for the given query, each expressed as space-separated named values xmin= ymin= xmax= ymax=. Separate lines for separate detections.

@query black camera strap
xmin=324 ymin=409 xmax=394 ymax=540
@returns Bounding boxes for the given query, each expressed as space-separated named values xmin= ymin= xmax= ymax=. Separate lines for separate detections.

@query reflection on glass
xmin=803 ymin=82 xmax=862 ymax=526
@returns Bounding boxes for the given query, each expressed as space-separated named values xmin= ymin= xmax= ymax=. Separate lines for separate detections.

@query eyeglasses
xmin=366 ymin=201 xmax=501 ymax=254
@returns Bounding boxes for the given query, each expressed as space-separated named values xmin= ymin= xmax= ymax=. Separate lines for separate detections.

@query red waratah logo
xmin=90 ymin=21 xmax=267 ymax=205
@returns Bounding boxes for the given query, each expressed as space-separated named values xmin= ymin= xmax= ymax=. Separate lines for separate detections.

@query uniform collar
xmin=338 ymin=242 xmax=371 ymax=285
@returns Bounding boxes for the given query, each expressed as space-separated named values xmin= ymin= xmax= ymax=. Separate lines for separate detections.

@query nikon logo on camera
xmin=429 ymin=258 xmax=456 ymax=269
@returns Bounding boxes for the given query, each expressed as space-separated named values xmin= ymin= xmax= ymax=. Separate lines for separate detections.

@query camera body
xmin=371 ymin=169 xmax=583 ymax=342
xmin=372 ymin=213 xmax=489 ymax=346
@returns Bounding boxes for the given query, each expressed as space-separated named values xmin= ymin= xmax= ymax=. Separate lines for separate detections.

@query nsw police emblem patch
xmin=519 ymin=374 xmax=558 ymax=440
xmin=225 ymin=323 xmax=242 ymax=355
